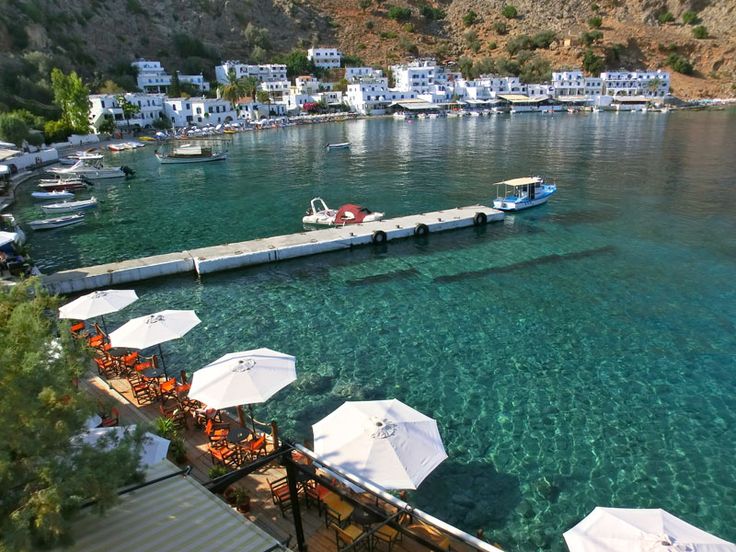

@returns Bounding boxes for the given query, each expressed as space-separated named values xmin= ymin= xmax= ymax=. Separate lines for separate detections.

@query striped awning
xmin=61 ymin=461 xmax=285 ymax=552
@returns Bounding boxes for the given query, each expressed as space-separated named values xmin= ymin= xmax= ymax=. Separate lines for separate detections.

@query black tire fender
xmin=372 ymin=230 xmax=387 ymax=244
xmin=473 ymin=212 xmax=487 ymax=226
xmin=414 ymin=223 xmax=429 ymax=237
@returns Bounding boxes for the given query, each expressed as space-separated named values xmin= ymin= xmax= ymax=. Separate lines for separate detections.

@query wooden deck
xmin=83 ymin=371 xmax=500 ymax=552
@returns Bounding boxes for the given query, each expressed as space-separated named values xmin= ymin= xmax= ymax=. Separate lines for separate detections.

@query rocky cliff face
xmin=0 ymin=0 xmax=734 ymax=98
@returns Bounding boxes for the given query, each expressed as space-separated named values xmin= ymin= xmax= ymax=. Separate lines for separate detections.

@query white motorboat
xmin=32 ymin=190 xmax=75 ymax=201
xmin=155 ymin=144 xmax=227 ymax=164
xmin=38 ymin=177 xmax=91 ymax=192
xmin=492 ymin=176 xmax=557 ymax=211
xmin=28 ymin=213 xmax=85 ymax=231
xmin=41 ymin=197 xmax=98 ymax=214
xmin=1 ymin=214 xmax=26 ymax=245
xmin=302 ymin=197 xmax=384 ymax=226
xmin=326 ymin=142 xmax=350 ymax=150
xmin=48 ymin=159 xmax=132 ymax=180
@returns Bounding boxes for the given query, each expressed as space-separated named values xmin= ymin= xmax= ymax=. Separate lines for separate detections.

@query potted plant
xmin=234 ymin=488 xmax=251 ymax=514
xmin=222 ymin=485 xmax=238 ymax=506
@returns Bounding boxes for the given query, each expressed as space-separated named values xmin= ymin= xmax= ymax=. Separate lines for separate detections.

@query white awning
xmin=59 ymin=461 xmax=285 ymax=552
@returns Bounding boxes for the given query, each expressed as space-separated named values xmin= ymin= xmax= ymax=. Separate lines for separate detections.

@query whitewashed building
xmin=391 ymin=59 xmax=440 ymax=95
xmin=236 ymin=100 xmax=287 ymax=120
xmin=600 ymin=70 xmax=670 ymax=97
xmin=346 ymin=78 xmax=416 ymax=115
xmin=345 ymin=67 xmax=383 ymax=82
xmin=164 ymin=97 xmax=237 ymax=127
xmin=453 ymin=76 xmax=528 ymax=100
xmin=294 ymin=76 xmax=320 ymax=95
xmin=552 ymin=71 xmax=602 ymax=97
xmin=132 ymin=60 xmax=171 ymax=92
xmin=215 ymin=62 xmax=288 ymax=84
xmin=88 ymin=93 xmax=166 ymax=130
xmin=259 ymin=80 xmax=291 ymax=101
xmin=177 ymin=73 xmax=210 ymax=92
xmin=307 ymin=48 xmax=341 ymax=69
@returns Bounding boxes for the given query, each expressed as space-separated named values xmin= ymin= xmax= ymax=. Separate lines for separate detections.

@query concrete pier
xmin=43 ymin=205 xmax=504 ymax=294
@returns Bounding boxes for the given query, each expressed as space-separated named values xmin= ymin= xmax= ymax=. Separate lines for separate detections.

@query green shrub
xmin=658 ymin=11 xmax=674 ymax=24
xmin=387 ymin=6 xmax=412 ymax=22
xmin=501 ymin=4 xmax=518 ymax=19
xmin=581 ymin=30 xmax=603 ymax=46
xmin=0 ymin=114 xmax=30 ymax=147
xmin=681 ymin=10 xmax=699 ymax=25
xmin=398 ymin=36 xmax=418 ymax=55
xmin=208 ymin=465 xmax=230 ymax=479
xmin=366 ymin=20 xmax=375 ymax=30
xmin=666 ymin=53 xmax=693 ymax=75
xmin=463 ymin=10 xmax=478 ymax=26
xmin=582 ymin=49 xmax=605 ymax=74
xmin=43 ymin=120 xmax=74 ymax=143
xmin=532 ymin=30 xmax=556 ymax=49
xmin=496 ymin=57 xmax=520 ymax=76
xmin=403 ymin=22 xmax=415 ymax=32
xmin=493 ymin=21 xmax=508 ymax=35
xmin=27 ymin=132 xmax=45 ymax=147
xmin=419 ymin=5 xmax=445 ymax=20
xmin=126 ymin=0 xmax=147 ymax=15
xmin=465 ymin=31 xmax=481 ymax=52
xmin=488 ymin=41 xmax=497 ymax=50
xmin=591 ymin=3 xmax=600 ymax=12
xmin=98 ymin=117 xmax=116 ymax=134
xmin=692 ymin=25 xmax=708 ymax=39
xmin=359 ymin=0 xmax=371 ymax=9
xmin=588 ymin=16 xmax=602 ymax=28
xmin=506 ymin=34 xmax=534 ymax=55
xmin=379 ymin=31 xmax=397 ymax=39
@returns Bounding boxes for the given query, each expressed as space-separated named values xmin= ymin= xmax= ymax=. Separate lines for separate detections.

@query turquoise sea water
xmin=19 ymin=112 xmax=736 ymax=550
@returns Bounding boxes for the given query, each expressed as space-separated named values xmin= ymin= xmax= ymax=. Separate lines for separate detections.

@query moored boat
xmin=38 ymin=177 xmax=91 ymax=192
xmin=492 ymin=176 xmax=557 ymax=211
xmin=48 ymin=159 xmax=132 ymax=180
xmin=302 ymin=197 xmax=384 ymax=226
xmin=155 ymin=144 xmax=227 ymax=164
xmin=32 ymin=190 xmax=75 ymax=201
xmin=28 ymin=213 xmax=85 ymax=231
xmin=326 ymin=142 xmax=350 ymax=150
xmin=41 ymin=197 xmax=98 ymax=214
xmin=1 ymin=214 xmax=26 ymax=245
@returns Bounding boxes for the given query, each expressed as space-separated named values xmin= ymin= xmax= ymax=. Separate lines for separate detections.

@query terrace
xmin=81 ymin=341 xmax=505 ymax=552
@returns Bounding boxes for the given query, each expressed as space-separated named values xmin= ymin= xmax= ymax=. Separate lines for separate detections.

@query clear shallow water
xmin=23 ymin=112 xmax=736 ymax=550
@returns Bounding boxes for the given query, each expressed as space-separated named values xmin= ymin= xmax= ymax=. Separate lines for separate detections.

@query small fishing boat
xmin=48 ymin=159 xmax=132 ymax=180
xmin=32 ymin=190 xmax=75 ymax=201
xmin=326 ymin=142 xmax=350 ymax=151
xmin=492 ymin=176 xmax=557 ymax=211
xmin=1 ymin=214 xmax=26 ymax=245
xmin=155 ymin=144 xmax=227 ymax=164
xmin=28 ymin=213 xmax=85 ymax=231
xmin=41 ymin=197 xmax=98 ymax=214
xmin=38 ymin=177 xmax=91 ymax=192
xmin=302 ymin=197 xmax=384 ymax=226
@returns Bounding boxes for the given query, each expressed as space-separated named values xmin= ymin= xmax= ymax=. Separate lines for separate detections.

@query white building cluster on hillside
xmin=88 ymin=49 xmax=673 ymax=131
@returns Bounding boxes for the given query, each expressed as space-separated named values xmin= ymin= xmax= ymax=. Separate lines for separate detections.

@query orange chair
xmin=267 ymin=476 xmax=294 ymax=517
xmin=70 ymin=321 xmax=87 ymax=338
xmin=205 ymin=419 xmax=230 ymax=448
xmin=100 ymin=407 xmax=120 ymax=427
xmin=158 ymin=378 xmax=178 ymax=402
xmin=94 ymin=356 xmax=117 ymax=379
xmin=241 ymin=434 xmax=267 ymax=461
xmin=127 ymin=372 xmax=154 ymax=405
xmin=209 ymin=444 xmax=240 ymax=468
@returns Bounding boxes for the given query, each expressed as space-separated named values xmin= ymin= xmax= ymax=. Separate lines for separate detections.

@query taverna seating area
xmin=77 ymin=322 xmax=504 ymax=552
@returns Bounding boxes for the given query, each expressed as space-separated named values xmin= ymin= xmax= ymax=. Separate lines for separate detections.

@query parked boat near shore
xmin=32 ymin=190 xmax=75 ymax=201
xmin=48 ymin=159 xmax=133 ymax=180
xmin=302 ymin=197 xmax=384 ymax=226
xmin=28 ymin=213 xmax=85 ymax=230
xmin=38 ymin=177 xmax=91 ymax=192
xmin=41 ymin=197 xmax=98 ymax=214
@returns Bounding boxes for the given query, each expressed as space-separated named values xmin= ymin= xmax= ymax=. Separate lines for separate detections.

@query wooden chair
xmin=158 ymin=378 xmax=178 ymax=402
xmin=205 ymin=418 xmax=230 ymax=448
xmin=100 ymin=407 xmax=120 ymax=427
xmin=70 ymin=321 xmax=87 ymax=338
xmin=304 ymin=481 xmax=331 ymax=513
xmin=373 ymin=523 xmax=402 ymax=551
xmin=331 ymin=523 xmax=369 ymax=551
xmin=94 ymin=356 xmax=117 ymax=379
xmin=267 ymin=476 xmax=293 ymax=517
xmin=159 ymin=399 xmax=187 ymax=431
xmin=127 ymin=372 xmax=154 ymax=405
xmin=209 ymin=443 xmax=240 ymax=469
xmin=240 ymin=434 xmax=267 ymax=461
xmin=323 ymin=491 xmax=355 ymax=528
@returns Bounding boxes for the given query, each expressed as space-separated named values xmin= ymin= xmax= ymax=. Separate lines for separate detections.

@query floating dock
xmin=43 ymin=205 xmax=504 ymax=294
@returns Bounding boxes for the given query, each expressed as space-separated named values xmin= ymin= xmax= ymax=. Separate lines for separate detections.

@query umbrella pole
xmin=248 ymin=404 xmax=257 ymax=436
xmin=158 ymin=344 xmax=168 ymax=378
xmin=100 ymin=314 xmax=108 ymax=335
xmin=236 ymin=405 xmax=247 ymax=428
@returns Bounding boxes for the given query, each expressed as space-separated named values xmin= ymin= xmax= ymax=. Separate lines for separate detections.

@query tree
xmin=501 ymin=4 xmax=518 ymax=18
xmin=0 ymin=113 xmax=30 ymax=147
xmin=387 ymin=6 xmax=412 ymax=22
xmin=692 ymin=25 xmax=708 ymax=39
xmin=582 ymin=49 xmax=605 ymax=74
xmin=43 ymin=120 xmax=74 ymax=144
xmin=218 ymin=69 xmax=247 ymax=110
xmin=588 ymin=16 xmax=602 ymax=28
xmin=657 ymin=11 xmax=674 ymax=24
xmin=647 ymin=78 xmax=662 ymax=95
xmin=666 ymin=53 xmax=694 ymax=74
xmin=0 ymin=279 xmax=144 ymax=550
xmin=116 ymin=95 xmax=141 ymax=130
xmin=168 ymin=72 xmax=182 ymax=98
xmin=242 ymin=76 xmax=259 ymax=99
xmin=50 ymin=68 xmax=90 ymax=134
xmin=279 ymin=50 xmax=316 ymax=79
xmin=359 ymin=0 xmax=371 ymax=10
xmin=255 ymin=90 xmax=271 ymax=105
xmin=97 ymin=79 xmax=124 ymax=94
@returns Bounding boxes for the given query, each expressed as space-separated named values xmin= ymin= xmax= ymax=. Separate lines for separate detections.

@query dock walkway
xmin=44 ymin=205 xmax=504 ymax=294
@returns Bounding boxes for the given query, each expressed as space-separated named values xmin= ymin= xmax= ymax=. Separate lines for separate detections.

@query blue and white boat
xmin=492 ymin=176 xmax=556 ymax=211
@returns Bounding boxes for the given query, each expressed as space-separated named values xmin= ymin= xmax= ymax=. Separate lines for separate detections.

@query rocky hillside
xmin=0 ymin=0 xmax=734 ymax=101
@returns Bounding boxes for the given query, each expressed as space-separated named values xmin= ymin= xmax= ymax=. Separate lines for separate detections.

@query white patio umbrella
xmin=189 ymin=348 xmax=296 ymax=432
xmin=564 ymin=507 xmax=736 ymax=552
xmin=0 ymin=231 xmax=18 ymax=248
xmin=108 ymin=310 xmax=201 ymax=376
xmin=312 ymin=399 xmax=448 ymax=490
xmin=77 ymin=426 xmax=170 ymax=467
xmin=59 ymin=289 xmax=139 ymax=333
